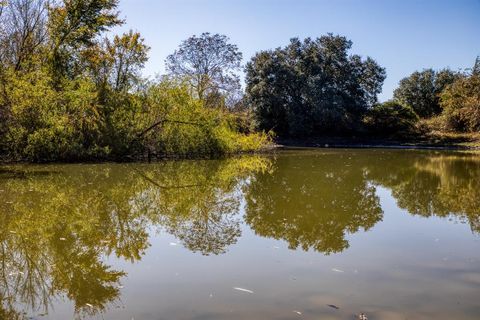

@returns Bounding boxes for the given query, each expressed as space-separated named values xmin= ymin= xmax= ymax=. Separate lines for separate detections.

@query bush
xmin=135 ymin=79 xmax=271 ymax=158
xmin=364 ymin=101 xmax=419 ymax=136
xmin=4 ymin=70 xmax=109 ymax=161
xmin=440 ymin=75 xmax=480 ymax=133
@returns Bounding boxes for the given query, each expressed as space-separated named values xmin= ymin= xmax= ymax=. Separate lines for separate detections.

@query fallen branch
xmin=136 ymin=119 xmax=205 ymax=139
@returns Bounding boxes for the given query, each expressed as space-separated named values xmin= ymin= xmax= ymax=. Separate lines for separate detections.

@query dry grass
xmin=415 ymin=117 xmax=480 ymax=148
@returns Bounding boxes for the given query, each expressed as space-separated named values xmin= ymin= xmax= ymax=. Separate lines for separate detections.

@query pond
xmin=0 ymin=149 xmax=479 ymax=320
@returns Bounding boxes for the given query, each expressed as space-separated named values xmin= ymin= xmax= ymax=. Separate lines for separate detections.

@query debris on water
xmin=273 ymin=246 xmax=280 ymax=249
xmin=169 ymin=242 xmax=178 ymax=246
xmin=332 ymin=268 xmax=344 ymax=273
xmin=117 ymin=285 xmax=124 ymax=289
xmin=293 ymin=310 xmax=302 ymax=315
xmin=358 ymin=313 xmax=368 ymax=320
xmin=327 ymin=304 xmax=340 ymax=310
xmin=5 ymin=201 xmax=13 ymax=204
xmin=233 ymin=287 xmax=254 ymax=294
xmin=85 ymin=303 xmax=93 ymax=308
xmin=59 ymin=238 xmax=66 ymax=241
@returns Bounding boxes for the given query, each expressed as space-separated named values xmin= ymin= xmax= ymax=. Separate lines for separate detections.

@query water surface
xmin=1 ymin=149 xmax=479 ymax=319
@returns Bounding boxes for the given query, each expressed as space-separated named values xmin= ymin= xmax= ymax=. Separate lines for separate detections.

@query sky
xmin=114 ymin=0 xmax=480 ymax=101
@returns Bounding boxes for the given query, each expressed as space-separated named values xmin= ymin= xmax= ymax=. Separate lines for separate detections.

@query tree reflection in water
xmin=0 ymin=150 xmax=479 ymax=318
xmin=244 ymin=150 xmax=480 ymax=254
xmin=0 ymin=157 xmax=271 ymax=318
xmin=366 ymin=151 xmax=480 ymax=233
xmin=244 ymin=152 xmax=384 ymax=254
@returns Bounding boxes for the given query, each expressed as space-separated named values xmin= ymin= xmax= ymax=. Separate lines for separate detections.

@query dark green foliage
xmin=364 ymin=101 xmax=419 ymax=136
xmin=393 ymin=69 xmax=461 ymax=118
xmin=245 ymin=34 xmax=386 ymax=137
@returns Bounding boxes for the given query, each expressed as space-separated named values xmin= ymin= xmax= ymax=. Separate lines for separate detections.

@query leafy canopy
xmin=166 ymin=32 xmax=243 ymax=108
xmin=393 ymin=68 xmax=461 ymax=118
xmin=245 ymin=34 xmax=386 ymax=137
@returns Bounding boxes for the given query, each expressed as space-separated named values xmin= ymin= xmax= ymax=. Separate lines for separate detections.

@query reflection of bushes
xmin=0 ymin=155 xmax=271 ymax=318
xmin=245 ymin=151 xmax=480 ymax=256
xmin=367 ymin=151 xmax=480 ymax=233
xmin=135 ymin=156 xmax=272 ymax=255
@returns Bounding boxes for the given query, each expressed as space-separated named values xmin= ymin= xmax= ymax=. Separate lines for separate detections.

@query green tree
xmin=81 ymin=30 xmax=150 ymax=154
xmin=166 ymin=32 xmax=243 ymax=108
xmin=0 ymin=0 xmax=49 ymax=153
xmin=440 ymin=73 xmax=480 ymax=132
xmin=393 ymin=68 xmax=461 ymax=118
xmin=245 ymin=34 xmax=386 ymax=137
xmin=84 ymin=30 xmax=149 ymax=94
xmin=48 ymin=0 xmax=123 ymax=83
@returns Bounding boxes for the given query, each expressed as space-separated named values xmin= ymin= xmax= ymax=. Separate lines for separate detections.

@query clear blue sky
xmin=115 ymin=0 xmax=480 ymax=101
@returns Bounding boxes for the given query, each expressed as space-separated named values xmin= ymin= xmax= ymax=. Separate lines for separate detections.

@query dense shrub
xmin=1 ymin=75 xmax=269 ymax=162
xmin=440 ymin=75 xmax=480 ymax=133
xmin=364 ymin=101 xmax=419 ymax=136
xmin=137 ymin=80 xmax=270 ymax=158
xmin=2 ymin=70 xmax=110 ymax=161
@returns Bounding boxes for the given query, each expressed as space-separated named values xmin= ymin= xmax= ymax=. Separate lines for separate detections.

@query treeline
xmin=0 ymin=0 xmax=478 ymax=162
xmin=246 ymin=37 xmax=480 ymax=138
xmin=0 ymin=0 xmax=268 ymax=162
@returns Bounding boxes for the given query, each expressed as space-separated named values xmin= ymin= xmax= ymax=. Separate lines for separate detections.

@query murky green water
xmin=1 ymin=149 xmax=479 ymax=320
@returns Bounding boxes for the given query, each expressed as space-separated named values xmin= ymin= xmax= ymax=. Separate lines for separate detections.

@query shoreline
xmin=275 ymin=136 xmax=480 ymax=151
xmin=1 ymin=139 xmax=479 ymax=165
